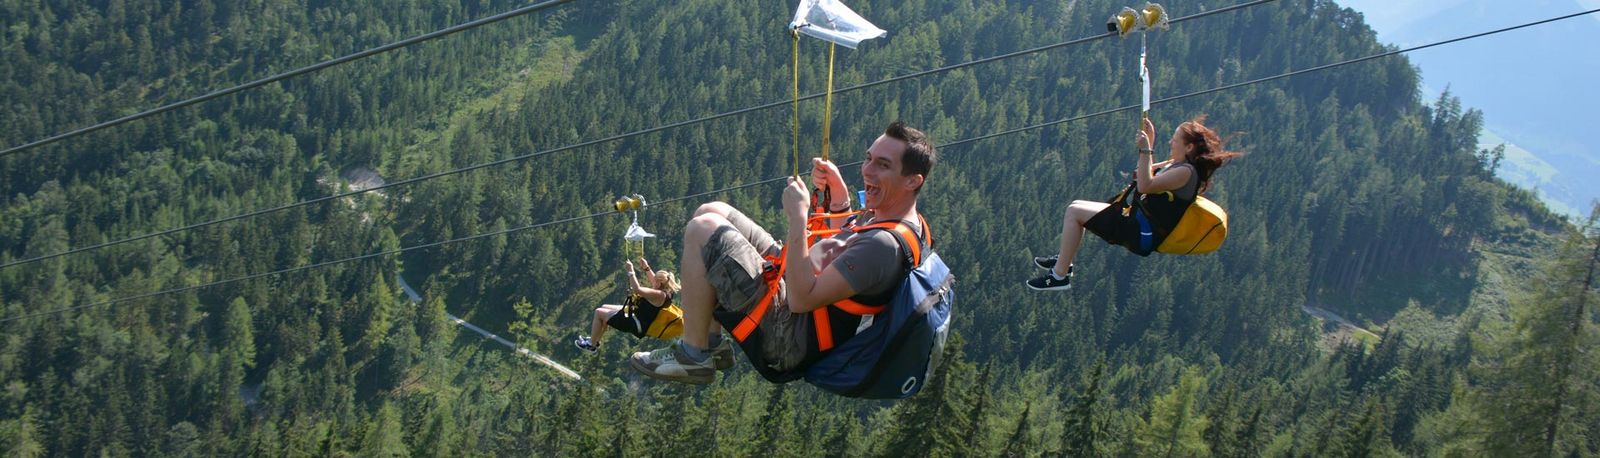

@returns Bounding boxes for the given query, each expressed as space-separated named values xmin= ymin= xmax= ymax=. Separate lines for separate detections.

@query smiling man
xmin=629 ymin=121 xmax=938 ymax=384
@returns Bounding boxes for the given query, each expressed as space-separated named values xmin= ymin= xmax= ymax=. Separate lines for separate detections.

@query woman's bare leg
xmin=591 ymin=304 xmax=623 ymax=343
xmin=1056 ymin=200 xmax=1110 ymax=277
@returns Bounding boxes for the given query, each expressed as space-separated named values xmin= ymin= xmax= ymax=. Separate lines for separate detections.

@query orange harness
xmin=806 ymin=188 xmax=861 ymax=241
xmin=729 ymin=213 xmax=927 ymax=352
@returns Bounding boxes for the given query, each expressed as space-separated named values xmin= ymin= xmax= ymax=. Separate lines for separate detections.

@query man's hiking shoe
xmin=711 ymin=338 xmax=735 ymax=371
xmin=630 ymin=342 xmax=715 ymax=385
xmin=1026 ymin=272 xmax=1073 ymax=291
xmin=573 ymin=336 xmax=599 ymax=353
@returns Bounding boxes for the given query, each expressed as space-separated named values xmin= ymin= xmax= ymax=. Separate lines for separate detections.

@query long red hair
xmin=1175 ymin=115 xmax=1242 ymax=194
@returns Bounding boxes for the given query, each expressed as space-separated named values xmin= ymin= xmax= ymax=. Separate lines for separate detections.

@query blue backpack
xmin=802 ymin=220 xmax=955 ymax=399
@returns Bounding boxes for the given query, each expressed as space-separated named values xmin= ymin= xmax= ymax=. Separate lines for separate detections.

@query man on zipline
xmin=630 ymin=121 xmax=938 ymax=384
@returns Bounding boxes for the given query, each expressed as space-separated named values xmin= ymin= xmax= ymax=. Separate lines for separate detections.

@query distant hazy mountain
xmin=1481 ymin=129 xmax=1585 ymax=218
xmin=1341 ymin=0 xmax=1600 ymax=218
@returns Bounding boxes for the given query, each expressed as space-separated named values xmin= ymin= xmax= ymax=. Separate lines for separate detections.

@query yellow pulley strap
xmin=791 ymin=31 xmax=802 ymax=177
xmin=821 ymin=42 xmax=836 ymax=162
xmin=624 ymin=237 xmax=644 ymax=302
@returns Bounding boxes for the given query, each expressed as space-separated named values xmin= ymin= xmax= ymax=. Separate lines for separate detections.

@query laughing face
xmin=860 ymin=134 xmax=922 ymax=211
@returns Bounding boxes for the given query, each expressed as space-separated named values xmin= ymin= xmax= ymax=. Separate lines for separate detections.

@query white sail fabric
xmin=623 ymin=220 xmax=655 ymax=242
xmin=1140 ymin=50 xmax=1151 ymax=113
xmin=789 ymin=0 xmax=886 ymax=49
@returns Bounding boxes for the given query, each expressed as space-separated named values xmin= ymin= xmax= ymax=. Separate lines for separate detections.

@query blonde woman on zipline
xmin=574 ymin=257 xmax=688 ymax=352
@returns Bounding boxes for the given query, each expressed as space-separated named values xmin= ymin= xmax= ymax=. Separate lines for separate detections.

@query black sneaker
xmin=1033 ymin=255 xmax=1059 ymax=270
xmin=574 ymin=336 xmax=599 ymax=353
xmin=1033 ymin=256 xmax=1074 ymax=275
xmin=1026 ymin=272 xmax=1073 ymax=291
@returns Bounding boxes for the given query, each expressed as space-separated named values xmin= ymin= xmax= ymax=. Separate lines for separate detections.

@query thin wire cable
xmin=0 ymin=0 xmax=1278 ymax=271
xmin=0 ymin=0 xmax=578 ymax=159
xmin=24 ymin=0 xmax=1581 ymax=323
xmin=946 ymin=7 xmax=1600 ymax=149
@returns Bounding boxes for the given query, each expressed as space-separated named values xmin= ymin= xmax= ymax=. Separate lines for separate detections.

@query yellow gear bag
xmin=645 ymin=305 xmax=685 ymax=339
xmin=1155 ymin=195 xmax=1228 ymax=255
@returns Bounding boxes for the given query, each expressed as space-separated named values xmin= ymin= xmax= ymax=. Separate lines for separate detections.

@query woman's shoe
xmin=573 ymin=336 xmax=599 ymax=353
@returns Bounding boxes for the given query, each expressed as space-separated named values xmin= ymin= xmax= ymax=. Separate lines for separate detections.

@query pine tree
xmin=221 ymin=297 xmax=256 ymax=368
xmin=416 ymin=294 xmax=454 ymax=351
xmin=1135 ymin=367 xmax=1211 ymax=458
xmin=1202 ymin=386 xmax=1242 ymax=458
xmin=1 ymin=407 xmax=46 ymax=458
xmin=1337 ymin=398 xmax=1400 ymax=458
xmin=415 ymin=400 xmax=456 ymax=458
xmin=1001 ymin=405 xmax=1033 ymax=458
xmin=754 ymin=384 xmax=794 ymax=456
xmin=318 ymin=420 xmax=343 ymax=458
xmin=1235 ymin=407 xmax=1266 ymax=458
xmin=962 ymin=363 xmax=993 ymax=453
xmin=820 ymin=409 xmax=860 ymax=458
xmin=1062 ymin=359 xmax=1108 ymax=458
xmin=1476 ymin=212 xmax=1600 ymax=457
xmin=164 ymin=421 xmax=201 ymax=457
xmin=359 ymin=401 xmax=409 ymax=457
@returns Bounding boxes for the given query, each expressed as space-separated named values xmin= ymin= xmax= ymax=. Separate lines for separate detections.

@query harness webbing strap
xmin=813 ymin=307 xmax=834 ymax=351
xmin=807 ymin=209 xmax=861 ymax=244
xmin=846 ymin=221 xmax=924 ymax=266
xmin=1134 ymin=210 xmax=1154 ymax=254
xmin=731 ymin=246 xmax=788 ymax=343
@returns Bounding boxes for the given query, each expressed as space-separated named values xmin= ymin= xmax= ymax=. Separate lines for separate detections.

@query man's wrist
xmin=787 ymin=228 xmax=808 ymax=246
xmin=787 ymin=215 xmax=808 ymax=237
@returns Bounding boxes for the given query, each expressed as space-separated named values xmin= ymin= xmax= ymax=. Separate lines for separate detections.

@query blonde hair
xmin=655 ymin=271 xmax=681 ymax=293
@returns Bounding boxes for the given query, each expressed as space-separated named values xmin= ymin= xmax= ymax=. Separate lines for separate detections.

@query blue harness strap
xmin=1134 ymin=210 xmax=1154 ymax=254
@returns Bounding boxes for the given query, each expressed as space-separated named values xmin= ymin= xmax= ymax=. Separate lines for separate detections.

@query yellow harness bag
xmin=644 ymin=305 xmax=684 ymax=339
xmin=1101 ymin=172 xmax=1230 ymax=256
xmin=1155 ymin=195 xmax=1228 ymax=255
xmin=609 ymin=295 xmax=685 ymax=339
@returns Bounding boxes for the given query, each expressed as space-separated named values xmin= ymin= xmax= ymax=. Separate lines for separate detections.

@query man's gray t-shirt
xmin=829 ymin=213 xmax=922 ymax=298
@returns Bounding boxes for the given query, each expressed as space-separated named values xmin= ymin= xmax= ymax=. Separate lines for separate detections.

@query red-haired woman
xmin=1029 ymin=115 xmax=1241 ymax=291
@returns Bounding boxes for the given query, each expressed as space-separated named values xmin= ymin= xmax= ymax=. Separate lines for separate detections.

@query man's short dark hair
xmin=884 ymin=121 xmax=936 ymax=191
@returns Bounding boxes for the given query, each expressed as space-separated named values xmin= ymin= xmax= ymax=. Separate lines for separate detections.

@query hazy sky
xmin=1335 ymin=0 xmax=1599 ymax=149
xmin=1336 ymin=0 xmax=1600 ymax=214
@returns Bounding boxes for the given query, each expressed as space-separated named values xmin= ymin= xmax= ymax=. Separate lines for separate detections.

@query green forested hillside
xmin=1 ymin=0 xmax=1595 ymax=456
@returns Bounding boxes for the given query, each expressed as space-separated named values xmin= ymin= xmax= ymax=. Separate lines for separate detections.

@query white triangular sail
xmin=623 ymin=220 xmax=655 ymax=242
xmin=790 ymin=0 xmax=886 ymax=49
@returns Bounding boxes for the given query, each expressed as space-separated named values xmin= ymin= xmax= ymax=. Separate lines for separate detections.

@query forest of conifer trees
xmin=1 ymin=0 xmax=1595 ymax=455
